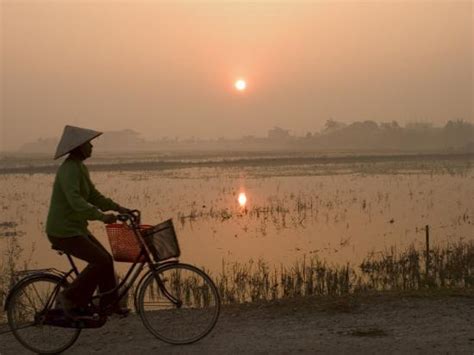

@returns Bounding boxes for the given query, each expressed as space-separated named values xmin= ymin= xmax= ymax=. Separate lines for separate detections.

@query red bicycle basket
xmin=105 ymin=224 xmax=152 ymax=262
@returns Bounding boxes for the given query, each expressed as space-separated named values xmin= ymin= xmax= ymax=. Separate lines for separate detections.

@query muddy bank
xmin=1 ymin=291 xmax=473 ymax=354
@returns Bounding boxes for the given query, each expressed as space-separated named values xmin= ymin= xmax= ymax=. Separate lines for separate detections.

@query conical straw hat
xmin=54 ymin=125 xmax=103 ymax=159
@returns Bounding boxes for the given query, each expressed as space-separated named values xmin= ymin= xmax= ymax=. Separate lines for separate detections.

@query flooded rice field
xmin=0 ymin=154 xmax=472 ymax=276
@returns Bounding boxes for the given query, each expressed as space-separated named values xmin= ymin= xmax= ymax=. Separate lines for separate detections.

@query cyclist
xmin=46 ymin=125 xmax=131 ymax=318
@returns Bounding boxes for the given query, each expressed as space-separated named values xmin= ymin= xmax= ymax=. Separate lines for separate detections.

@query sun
xmin=234 ymin=79 xmax=247 ymax=91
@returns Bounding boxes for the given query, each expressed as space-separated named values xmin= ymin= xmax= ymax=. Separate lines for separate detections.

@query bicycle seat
xmin=51 ymin=245 xmax=66 ymax=255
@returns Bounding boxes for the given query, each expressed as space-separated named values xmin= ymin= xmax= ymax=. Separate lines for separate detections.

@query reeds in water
xmin=0 ymin=236 xmax=472 ymax=320
xmin=215 ymin=240 xmax=473 ymax=304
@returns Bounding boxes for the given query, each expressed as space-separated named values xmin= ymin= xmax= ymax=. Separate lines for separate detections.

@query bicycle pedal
xmin=78 ymin=313 xmax=100 ymax=321
xmin=66 ymin=311 xmax=99 ymax=321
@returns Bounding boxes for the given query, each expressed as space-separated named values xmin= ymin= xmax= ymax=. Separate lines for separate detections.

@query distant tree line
xmin=17 ymin=120 xmax=474 ymax=154
xmin=262 ymin=120 xmax=473 ymax=152
xmin=296 ymin=119 xmax=474 ymax=151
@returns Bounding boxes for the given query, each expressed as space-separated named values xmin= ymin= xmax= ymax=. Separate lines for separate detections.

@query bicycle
xmin=4 ymin=210 xmax=221 ymax=354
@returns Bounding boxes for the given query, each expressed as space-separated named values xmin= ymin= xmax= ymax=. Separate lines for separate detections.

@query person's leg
xmin=82 ymin=235 xmax=129 ymax=314
xmin=49 ymin=235 xmax=117 ymax=308
xmin=83 ymin=234 xmax=119 ymax=306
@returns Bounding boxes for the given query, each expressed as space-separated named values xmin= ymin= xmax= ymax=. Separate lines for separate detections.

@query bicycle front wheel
xmin=138 ymin=263 xmax=220 ymax=344
xmin=6 ymin=274 xmax=81 ymax=354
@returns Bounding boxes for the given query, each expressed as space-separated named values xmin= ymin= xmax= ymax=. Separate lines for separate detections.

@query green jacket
xmin=46 ymin=157 xmax=120 ymax=238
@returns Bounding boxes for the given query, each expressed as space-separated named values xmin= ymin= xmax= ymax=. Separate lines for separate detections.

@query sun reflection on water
xmin=238 ymin=192 xmax=247 ymax=207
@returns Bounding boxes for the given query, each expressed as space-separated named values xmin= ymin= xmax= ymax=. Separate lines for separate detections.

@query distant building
xmin=268 ymin=127 xmax=291 ymax=140
xmin=19 ymin=137 xmax=58 ymax=154
xmin=19 ymin=129 xmax=146 ymax=154
xmin=94 ymin=129 xmax=145 ymax=151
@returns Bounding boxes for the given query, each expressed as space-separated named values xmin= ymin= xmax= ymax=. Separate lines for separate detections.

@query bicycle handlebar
xmin=117 ymin=209 xmax=141 ymax=225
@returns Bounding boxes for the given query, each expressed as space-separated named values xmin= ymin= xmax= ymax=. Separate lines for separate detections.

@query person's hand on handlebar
xmin=116 ymin=209 xmax=141 ymax=224
xmin=102 ymin=214 xmax=117 ymax=224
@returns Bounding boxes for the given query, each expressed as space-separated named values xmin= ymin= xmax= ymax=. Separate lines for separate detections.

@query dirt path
xmin=1 ymin=292 xmax=473 ymax=354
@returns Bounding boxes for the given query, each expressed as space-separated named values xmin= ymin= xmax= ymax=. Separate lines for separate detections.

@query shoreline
xmin=0 ymin=151 xmax=473 ymax=175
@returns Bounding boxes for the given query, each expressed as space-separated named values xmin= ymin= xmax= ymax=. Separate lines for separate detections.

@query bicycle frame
xmin=4 ymin=211 xmax=181 ymax=321
xmin=66 ymin=261 xmax=180 ymax=312
xmin=53 ymin=211 xmax=181 ymax=311
xmin=4 ymin=211 xmax=220 ymax=349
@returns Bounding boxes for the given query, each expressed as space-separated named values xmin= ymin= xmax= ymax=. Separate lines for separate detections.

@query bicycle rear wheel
xmin=6 ymin=274 xmax=81 ymax=354
xmin=138 ymin=263 xmax=220 ymax=344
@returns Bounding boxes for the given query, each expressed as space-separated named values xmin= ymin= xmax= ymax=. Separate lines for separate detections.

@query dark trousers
xmin=49 ymin=234 xmax=118 ymax=308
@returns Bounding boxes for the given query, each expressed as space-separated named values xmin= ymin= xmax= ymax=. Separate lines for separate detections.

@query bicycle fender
xmin=3 ymin=272 xmax=66 ymax=311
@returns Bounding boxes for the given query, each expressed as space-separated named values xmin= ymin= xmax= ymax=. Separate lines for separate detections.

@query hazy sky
xmin=1 ymin=0 xmax=472 ymax=151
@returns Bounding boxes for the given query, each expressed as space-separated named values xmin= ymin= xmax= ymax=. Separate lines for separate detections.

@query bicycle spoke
xmin=138 ymin=263 xmax=220 ymax=345
xmin=31 ymin=282 xmax=47 ymax=309
xmin=7 ymin=275 xmax=81 ymax=354
xmin=20 ymin=288 xmax=39 ymax=314
xmin=44 ymin=286 xmax=60 ymax=311
xmin=14 ymin=300 xmax=37 ymax=313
